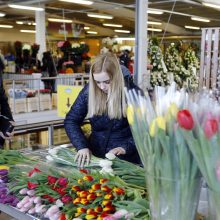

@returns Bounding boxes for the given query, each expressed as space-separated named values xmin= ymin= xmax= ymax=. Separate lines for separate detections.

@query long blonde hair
xmin=88 ymin=52 xmax=127 ymax=119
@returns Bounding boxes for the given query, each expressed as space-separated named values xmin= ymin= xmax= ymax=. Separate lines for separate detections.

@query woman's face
xmin=93 ymin=71 xmax=111 ymax=94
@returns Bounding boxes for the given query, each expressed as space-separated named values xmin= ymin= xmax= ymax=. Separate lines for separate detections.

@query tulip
xmin=204 ymin=118 xmax=218 ymax=139
xmin=27 ymin=182 xmax=38 ymax=190
xmin=28 ymin=167 xmax=41 ymax=177
xmin=86 ymin=208 xmax=94 ymax=215
xmin=78 ymin=179 xmax=83 ymax=185
xmin=100 ymin=178 xmax=109 ymax=184
xmin=79 ymin=169 xmax=89 ymax=174
xmin=19 ymin=188 xmax=28 ymax=195
xmin=167 ymin=103 xmax=178 ymax=118
xmin=94 ymin=206 xmax=103 ymax=213
xmin=216 ymin=163 xmax=220 ymax=182
xmin=104 ymin=193 xmax=114 ymax=200
xmin=149 ymin=116 xmax=166 ymax=137
xmin=96 ymin=192 xmax=103 ymax=197
xmin=47 ymin=176 xmax=58 ymax=185
xmin=105 ymin=152 xmax=116 ymax=160
xmin=61 ymin=195 xmax=72 ymax=204
xmin=80 ymin=198 xmax=89 ymax=205
xmin=73 ymin=197 xmax=81 ymax=205
xmin=177 ymin=109 xmax=194 ymax=130
xmin=101 ymin=185 xmax=112 ymax=193
xmin=58 ymin=177 xmax=68 ymax=186
xmin=103 ymin=216 xmax=116 ymax=220
xmin=103 ymin=205 xmax=115 ymax=213
xmin=56 ymin=187 xmax=66 ymax=196
xmin=102 ymin=200 xmax=112 ymax=206
xmin=99 ymin=160 xmax=113 ymax=168
xmin=112 ymin=209 xmax=128 ymax=219
xmin=72 ymin=185 xmax=81 ymax=192
xmin=88 ymin=189 xmax=94 ymax=194
xmin=87 ymin=193 xmax=97 ymax=201
xmin=127 ymin=105 xmax=134 ymax=125
xmin=113 ymin=187 xmax=125 ymax=195
xmin=78 ymin=190 xmax=88 ymax=198
xmin=83 ymin=175 xmax=94 ymax=182
xmin=59 ymin=213 xmax=66 ymax=220
xmin=85 ymin=214 xmax=98 ymax=220
xmin=76 ymin=207 xmax=86 ymax=214
xmin=91 ymin=183 xmax=101 ymax=190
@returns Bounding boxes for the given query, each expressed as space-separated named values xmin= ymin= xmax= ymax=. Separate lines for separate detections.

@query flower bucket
xmin=208 ymin=188 xmax=220 ymax=220
xmin=146 ymin=173 xmax=202 ymax=220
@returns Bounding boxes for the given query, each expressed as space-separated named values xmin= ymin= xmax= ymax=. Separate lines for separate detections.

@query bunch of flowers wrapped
xmin=148 ymin=38 xmax=169 ymax=88
xmin=165 ymin=43 xmax=198 ymax=91
xmin=126 ymin=83 xmax=201 ymax=220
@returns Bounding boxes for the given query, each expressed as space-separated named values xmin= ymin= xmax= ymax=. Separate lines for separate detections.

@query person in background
xmin=41 ymin=51 xmax=57 ymax=93
xmin=0 ymin=75 xmax=14 ymax=148
xmin=64 ymin=52 xmax=140 ymax=167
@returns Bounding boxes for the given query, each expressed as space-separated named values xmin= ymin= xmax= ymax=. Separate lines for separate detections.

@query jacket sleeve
xmin=64 ymin=84 xmax=89 ymax=151
xmin=120 ymin=136 xmax=137 ymax=155
xmin=0 ymin=76 xmax=13 ymax=120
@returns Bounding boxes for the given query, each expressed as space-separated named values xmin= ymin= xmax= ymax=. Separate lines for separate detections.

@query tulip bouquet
xmin=125 ymin=83 xmax=201 ymax=220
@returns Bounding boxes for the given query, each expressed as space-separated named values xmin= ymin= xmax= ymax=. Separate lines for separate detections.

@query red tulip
xmin=113 ymin=187 xmax=125 ymax=195
xmin=177 ymin=109 xmax=194 ymax=130
xmin=47 ymin=176 xmax=57 ymax=185
xmin=56 ymin=187 xmax=67 ymax=196
xmin=204 ymin=119 xmax=218 ymax=139
xmin=27 ymin=181 xmax=38 ymax=189
xmin=83 ymin=175 xmax=94 ymax=182
xmin=91 ymin=183 xmax=101 ymax=190
xmin=42 ymin=194 xmax=56 ymax=203
xmin=61 ymin=195 xmax=72 ymax=204
xmin=59 ymin=213 xmax=66 ymax=220
xmin=58 ymin=177 xmax=68 ymax=186
xmin=79 ymin=169 xmax=89 ymax=174
xmin=28 ymin=167 xmax=41 ymax=177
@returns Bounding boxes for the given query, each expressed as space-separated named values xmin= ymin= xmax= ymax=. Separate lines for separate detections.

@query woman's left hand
xmin=108 ymin=147 xmax=126 ymax=156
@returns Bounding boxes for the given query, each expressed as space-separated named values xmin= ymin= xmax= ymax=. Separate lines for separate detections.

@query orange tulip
xmin=78 ymin=190 xmax=88 ymax=198
xmin=85 ymin=214 xmax=97 ymax=220
xmin=100 ymin=178 xmax=109 ymax=184
xmin=91 ymin=183 xmax=101 ymax=190
xmin=113 ymin=187 xmax=125 ymax=195
xmin=103 ymin=205 xmax=115 ymax=212
xmin=94 ymin=206 xmax=102 ymax=213
xmin=104 ymin=193 xmax=114 ymax=200
xmin=77 ymin=179 xmax=83 ymax=185
xmin=96 ymin=192 xmax=103 ymax=197
xmin=83 ymin=175 xmax=94 ymax=182
xmin=86 ymin=208 xmax=94 ymax=215
xmin=88 ymin=189 xmax=94 ymax=194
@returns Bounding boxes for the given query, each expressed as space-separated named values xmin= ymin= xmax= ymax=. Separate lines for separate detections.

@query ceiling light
xmin=147 ymin=9 xmax=163 ymax=15
xmin=202 ymin=2 xmax=220 ymax=9
xmin=16 ymin=21 xmax=24 ymax=24
xmin=8 ymin=4 xmax=44 ymax=11
xmin=84 ymin=26 xmax=90 ymax=30
xmin=185 ymin=25 xmax=200 ymax=30
xmin=114 ymin=29 xmax=130 ymax=33
xmin=148 ymin=21 xmax=162 ymax=25
xmin=191 ymin=17 xmax=210 ymax=22
xmin=20 ymin=30 xmax=36 ymax=33
xmin=86 ymin=31 xmax=97 ymax=34
xmin=147 ymin=28 xmax=162 ymax=32
xmin=59 ymin=0 xmax=93 ymax=5
xmin=87 ymin=13 xmax=113 ymax=19
xmin=48 ymin=18 xmax=72 ymax=23
xmin=0 ymin=13 xmax=5 ymax=17
xmin=0 ymin=25 xmax=13 ymax=28
xmin=103 ymin=23 xmax=123 ymax=27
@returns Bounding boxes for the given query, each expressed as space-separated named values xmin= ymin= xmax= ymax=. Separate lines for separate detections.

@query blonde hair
xmin=88 ymin=52 xmax=127 ymax=119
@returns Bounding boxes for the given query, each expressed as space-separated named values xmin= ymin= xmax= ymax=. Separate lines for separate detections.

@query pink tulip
xmin=204 ymin=119 xmax=218 ymax=139
xmin=103 ymin=216 xmax=116 ymax=220
xmin=112 ymin=209 xmax=128 ymax=219
xmin=216 ymin=163 xmax=220 ymax=182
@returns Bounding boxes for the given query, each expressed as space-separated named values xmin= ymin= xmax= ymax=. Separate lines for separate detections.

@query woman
xmin=64 ymin=53 xmax=140 ymax=167
xmin=0 ymin=75 xmax=14 ymax=148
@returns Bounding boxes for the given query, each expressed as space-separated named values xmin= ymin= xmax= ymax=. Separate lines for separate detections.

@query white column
xmin=35 ymin=7 xmax=46 ymax=61
xmin=134 ymin=0 xmax=148 ymax=88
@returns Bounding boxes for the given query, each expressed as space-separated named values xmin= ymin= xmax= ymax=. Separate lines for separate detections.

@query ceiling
xmin=0 ymin=0 xmax=220 ymax=39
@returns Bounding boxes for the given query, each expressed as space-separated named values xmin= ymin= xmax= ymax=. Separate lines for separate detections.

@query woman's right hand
xmin=74 ymin=148 xmax=91 ymax=167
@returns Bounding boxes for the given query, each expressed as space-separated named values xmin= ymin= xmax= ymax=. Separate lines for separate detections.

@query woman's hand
xmin=108 ymin=147 xmax=126 ymax=156
xmin=74 ymin=148 xmax=91 ymax=167
xmin=0 ymin=121 xmax=15 ymax=140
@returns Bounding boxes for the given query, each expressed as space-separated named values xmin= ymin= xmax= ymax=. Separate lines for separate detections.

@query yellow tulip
xmin=168 ymin=103 xmax=178 ymax=117
xmin=0 ymin=165 xmax=9 ymax=170
xmin=127 ymin=105 xmax=134 ymax=125
xmin=149 ymin=116 xmax=166 ymax=137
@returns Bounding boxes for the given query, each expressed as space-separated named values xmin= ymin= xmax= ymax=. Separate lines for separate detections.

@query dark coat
xmin=64 ymin=83 xmax=141 ymax=164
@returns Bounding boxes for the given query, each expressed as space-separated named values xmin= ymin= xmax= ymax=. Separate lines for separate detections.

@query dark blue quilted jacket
xmin=64 ymin=82 xmax=140 ymax=164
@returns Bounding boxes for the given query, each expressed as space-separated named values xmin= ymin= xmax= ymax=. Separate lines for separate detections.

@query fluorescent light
xmin=0 ymin=13 xmax=5 ymax=17
xmin=147 ymin=9 xmax=163 ymax=15
xmin=191 ymin=17 xmax=210 ymax=22
xmin=16 ymin=21 xmax=24 ymax=24
xmin=48 ymin=18 xmax=72 ymax=23
xmin=87 ymin=13 xmax=113 ymax=19
xmin=147 ymin=28 xmax=162 ymax=32
xmin=103 ymin=23 xmax=123 ymax=27
xmin=8 ymin=4 xmax=44 ymax=11
xmin=86 ymin=31 xmax=97 ymax=34
xmin=84 ymin=26 xmax=90 ymax=30
xmin=20 ymin=30 xmax=36 ymax=33
xmin=114 ymin=29 xmax=130 ymax=33
xmin=115 ymin=37 xmax=135 ymax=41
xmin=0 ymin=25 xmax=13 ymax=28
xmin=148 ymin=21 xmax=162 ymax=25
xmin=59 ymin=0 xmax=93 ymax=5
xmin=185 ymin=25 xmax=200 ymax=30
xmin=203 ymin=2 xmax=220 ymax=9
